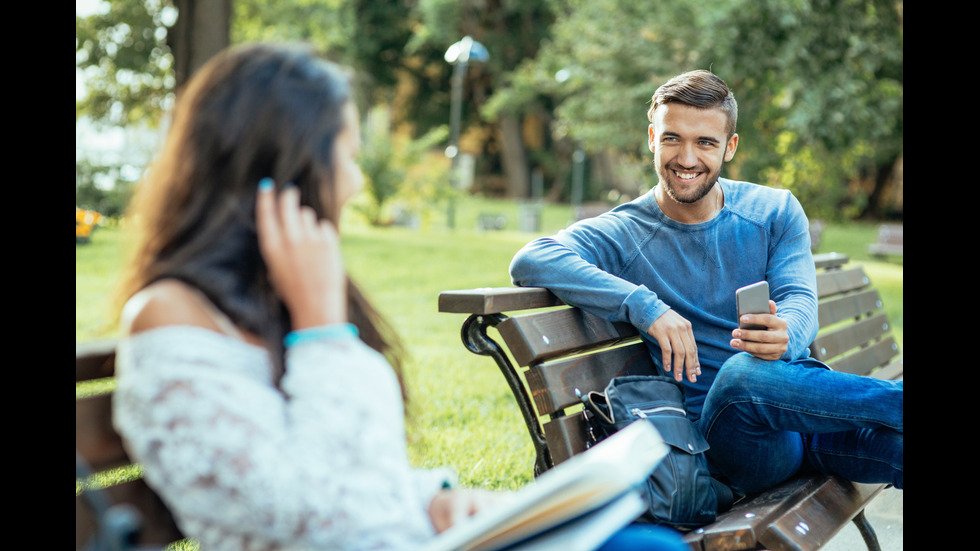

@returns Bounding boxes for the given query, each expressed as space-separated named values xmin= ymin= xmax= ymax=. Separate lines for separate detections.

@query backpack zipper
xmin=631 ymin=406 xmax=685 ymax=419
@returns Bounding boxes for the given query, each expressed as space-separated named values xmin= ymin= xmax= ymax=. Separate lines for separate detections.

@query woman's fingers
xmin=278 ymin=184 xmax=305 ymax=240
xmin=254 ymin=176 xmax=347 ymax=329
xmin=256 ymin=177 xmax=281 ymax=253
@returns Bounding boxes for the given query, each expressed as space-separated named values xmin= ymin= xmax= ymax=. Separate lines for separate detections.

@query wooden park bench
xmin=438 ymin=252 xmax=902 ymax=551
xmin=76 ymin=340 xmax=184 ymax=551
xmin=867 ymin=224 xmax=903 ymax=259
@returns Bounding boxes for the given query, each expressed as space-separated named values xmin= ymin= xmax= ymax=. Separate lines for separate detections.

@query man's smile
xmin=674 ymin=170 xmax=702 ymax=181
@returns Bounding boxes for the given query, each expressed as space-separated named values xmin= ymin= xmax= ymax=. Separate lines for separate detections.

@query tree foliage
xmin=76 ymin=0 xmax=902 ymax=220
xmin=707 ymin=0 xmax=903 ymax=219
xmin=76 ymin=0 xmax=177 ymax=127
xmin=499 ymin=0 xmax=902 ymax=218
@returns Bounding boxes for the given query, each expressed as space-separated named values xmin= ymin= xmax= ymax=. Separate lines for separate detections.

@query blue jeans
xmin=598 ymin=523 xmax=689 ymax=551
xmin=694 ymin=353 xmax=903 ymax=495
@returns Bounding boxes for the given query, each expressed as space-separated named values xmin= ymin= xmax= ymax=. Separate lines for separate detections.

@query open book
xmin=424 ymin=420 xmax=667 ymax=551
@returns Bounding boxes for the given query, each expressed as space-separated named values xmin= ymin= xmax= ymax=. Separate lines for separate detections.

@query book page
xmin=495 ymin=491 xmax=647 ymax=551
xmin=425 ymin=420 xmax=666 ymax=551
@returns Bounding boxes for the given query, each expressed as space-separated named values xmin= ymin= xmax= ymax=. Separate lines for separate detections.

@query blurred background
xmin=76 ymin=0 xmax=904 ymax=506
xmin=76 ymin=0 xmax=903 ymax=231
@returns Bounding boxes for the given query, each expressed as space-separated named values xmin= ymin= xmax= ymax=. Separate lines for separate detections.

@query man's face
xmin=648 ymin=103 xmax=738 ymax=205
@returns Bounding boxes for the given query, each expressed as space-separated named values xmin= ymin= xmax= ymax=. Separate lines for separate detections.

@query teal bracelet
xmin=284 ymin=323 xmax=359 ymax=347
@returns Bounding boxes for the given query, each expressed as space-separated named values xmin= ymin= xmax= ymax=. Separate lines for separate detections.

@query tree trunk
xmin=858 ymin=156 xmax=902 ymax=220
xmin=497 ymin=115 xmax=530 ymax=198
xmin=170 ymin=0 xmax=232 ymax=88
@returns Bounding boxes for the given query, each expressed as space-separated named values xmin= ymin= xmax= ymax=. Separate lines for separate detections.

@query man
xmin=509 ymin=70 xmax=902 ymax=495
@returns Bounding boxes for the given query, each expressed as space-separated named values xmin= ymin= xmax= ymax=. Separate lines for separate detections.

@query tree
xmin=706 ymin=0 xmax=903 ymax=219
xmin=170 ymin=0 xmax=232 ymax=87
xmin=76 ymin=0 xmax=177 ymax=128
xmin=496 ymin=0 xmax=903 ymax=218
xmin=76 ymin=0 xmax=230 ymax=127
xmin=407 ymin=0 xmax=558 ymax=199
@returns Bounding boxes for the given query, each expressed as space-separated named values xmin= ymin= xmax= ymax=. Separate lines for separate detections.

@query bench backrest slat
xmin=826 ymin=336 xmax=901 ymax=376
xmin=497 ymin=308 xmax=637 ymax=367
xmin=809 ymin=313 xmax=893 ymax=367
xmin=76 ymin=393 xmax=131 ymax=472
xmin=540 ymin=414 xmax=590 ymax=465
xmin=878 ymin=224 xmax=903 ymax=245
xmin=815 ymin=266 xmax=870 ymax=298
xmin=817 ymin=288 xmax=882 ymax=328
xmin=871 ymin=357 xmax=903 ymax=381
xmin=527 ymin=342 xmax=656 ymax=416
xmin=76 ymin=340 xmax=118 ymax=382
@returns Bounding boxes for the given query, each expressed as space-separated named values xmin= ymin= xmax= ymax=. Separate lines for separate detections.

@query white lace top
xmin=113 ymin=326 xmax=452 ymax=550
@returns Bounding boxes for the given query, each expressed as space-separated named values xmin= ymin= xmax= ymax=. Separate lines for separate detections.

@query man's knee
xmin=713 ymin=352 xmax=773 ymax=393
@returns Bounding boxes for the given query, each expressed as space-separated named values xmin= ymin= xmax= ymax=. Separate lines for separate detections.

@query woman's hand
xmin=427 ymin=489 xmax=512 ymax=534
xmin=255 ymin=178 xmax=347 ymax=329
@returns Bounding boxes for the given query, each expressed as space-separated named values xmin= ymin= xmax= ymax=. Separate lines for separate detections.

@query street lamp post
xmin=444 ymin=36 xmax=488 ymax=229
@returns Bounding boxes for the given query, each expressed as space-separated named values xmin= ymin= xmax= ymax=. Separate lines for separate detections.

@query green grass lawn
xmin=76 ymin=196 xmax=903 ymax=492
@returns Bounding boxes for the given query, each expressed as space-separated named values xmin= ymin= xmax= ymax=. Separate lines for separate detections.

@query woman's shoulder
xmin=123 ymin=279 xmax=268 ymax=349
xmin=122 ymin=279 xmax=230 ymax=337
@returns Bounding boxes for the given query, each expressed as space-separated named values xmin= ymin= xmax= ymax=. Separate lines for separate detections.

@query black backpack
xmin=580 ymin=375 xmax=733 ymax=528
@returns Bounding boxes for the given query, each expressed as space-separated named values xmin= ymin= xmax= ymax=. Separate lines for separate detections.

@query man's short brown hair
xmin=648 ymin=70 xmax=738 ymax=138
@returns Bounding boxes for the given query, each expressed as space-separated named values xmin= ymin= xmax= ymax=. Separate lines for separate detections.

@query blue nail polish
xmin=258 ymin=177 xmax=274 ymax=191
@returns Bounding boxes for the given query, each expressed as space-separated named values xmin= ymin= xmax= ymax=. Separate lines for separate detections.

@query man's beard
xmin=657 ymin=162 xmax=720 ymax=204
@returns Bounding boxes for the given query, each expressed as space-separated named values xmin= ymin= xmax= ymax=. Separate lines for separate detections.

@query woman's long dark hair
xmin=119 ymin=43 xmax=405 ymax=392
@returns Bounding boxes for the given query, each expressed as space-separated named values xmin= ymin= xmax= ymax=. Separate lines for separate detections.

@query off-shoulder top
xmin=113 ymin=325 xmax=452 ymax=550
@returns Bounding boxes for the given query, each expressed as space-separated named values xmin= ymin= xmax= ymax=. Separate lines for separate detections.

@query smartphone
xmin=736 ymin=281 xmax=770 ymax=330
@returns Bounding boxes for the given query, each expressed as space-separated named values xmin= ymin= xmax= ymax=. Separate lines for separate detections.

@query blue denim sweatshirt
xmin=509 ymin=178 xmax=818 ymax=417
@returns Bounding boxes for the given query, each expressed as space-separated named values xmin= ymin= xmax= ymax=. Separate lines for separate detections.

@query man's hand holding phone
xmin=732 ymin=281 xmax=788 ymax=360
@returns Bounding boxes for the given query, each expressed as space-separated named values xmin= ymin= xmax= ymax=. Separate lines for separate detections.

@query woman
xmin=113 ymin=42 xmax=688 ymax=550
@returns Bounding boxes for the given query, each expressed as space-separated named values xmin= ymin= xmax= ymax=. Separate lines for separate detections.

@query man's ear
xmin=648 ymin=124 xmax=656 ymax=153
xmin=724 ymin=133 xmax=739 ymax=162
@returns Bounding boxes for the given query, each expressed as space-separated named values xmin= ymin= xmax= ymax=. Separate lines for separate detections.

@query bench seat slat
xmin=685 ymin=476 xmax=882 ymax=551
xmin=758 ymin=479 xmax=883 ymax=551
xmin=687 ymin=476 xmax=825 ymax=550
